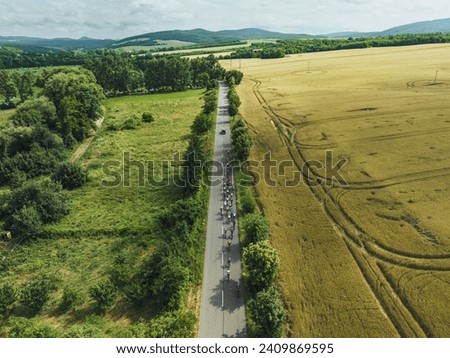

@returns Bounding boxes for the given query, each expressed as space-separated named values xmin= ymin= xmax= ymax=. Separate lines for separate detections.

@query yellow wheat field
xmin=225 ymin=44 xmax=450 ymax=337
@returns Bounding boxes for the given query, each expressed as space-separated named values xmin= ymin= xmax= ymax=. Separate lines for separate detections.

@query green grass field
xmin=0 ymin=89 xmax=203 ymax=336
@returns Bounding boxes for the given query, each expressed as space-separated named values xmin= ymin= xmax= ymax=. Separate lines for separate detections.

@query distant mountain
xmin=1 ymin=18 xmax=450 ymax=52
xmin=0 ymin=36 xmax=115 ymax=51
xmin=378 ymin=18 xmax=450 ymax=35
xmin=326 ymin=18 xmax=450 ymax=38
xmin=111 ymin=28 xmax=313 ymax=48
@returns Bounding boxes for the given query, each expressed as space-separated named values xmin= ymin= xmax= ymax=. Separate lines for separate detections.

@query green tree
xmin=232 ymin=126 xmax=252 ymax=162
xmin=89 ymin=280 xmax=117 ymax=312
xmin=8 ymin=178 xmax=69 ymax=225
xmin=0 ymin=70 xmax=17 ymax=105
xmin=241 ymin=213 xmax=270 ymax=244
xmin=182 ymin=134 xmax=206 ymax=195
xmin=43 ymin=70 xmax=104 ymax=141
xmin=19 ymin=275 xmax=56 ymax=313
xmin=51 ymin=161 xmax=88 ymax=190
xmin=12 ymin=71 xmax=34 ymax=103
xmin=0 ymin=283 xmax=17 ymax=314
xmin=11 ymin=205 xmax=43 ymax=242
xmin=9 ymin=97 xmax=58 ymax=128
xmin=243 ymin=240 xmax=279 ymax=291
xmin=191 ymin=113 xmax=213 ymax=135
xmin=248 ymin=286 xmax=286 ymax=337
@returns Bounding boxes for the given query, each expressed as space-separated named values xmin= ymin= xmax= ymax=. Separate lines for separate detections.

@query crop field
xmin=0 ymin=90 xmax=203 ymax=336
xmin=228 ymin=44 xmax=450 ymax=337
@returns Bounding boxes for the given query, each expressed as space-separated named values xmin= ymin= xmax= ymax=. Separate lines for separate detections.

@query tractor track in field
xmin=249 ymin=78 xmax=450 ymax=337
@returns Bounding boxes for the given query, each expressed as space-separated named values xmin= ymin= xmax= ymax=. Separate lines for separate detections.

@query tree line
xmin=223 ymin=33 xmax=450 ymax=59
xmin=226 ymin=81 xmax=287 ymax=337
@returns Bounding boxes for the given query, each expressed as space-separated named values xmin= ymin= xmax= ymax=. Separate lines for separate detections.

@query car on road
xmin=220 ymin=129 xmax=226 ymax=135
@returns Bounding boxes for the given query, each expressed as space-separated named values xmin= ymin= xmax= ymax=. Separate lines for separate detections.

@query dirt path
xmin=70 ymin=117 xmax=104 ymax=162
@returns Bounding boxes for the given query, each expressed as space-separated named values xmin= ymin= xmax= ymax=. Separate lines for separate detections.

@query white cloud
xmin=0 ymin=0 xmax=449 ymax=38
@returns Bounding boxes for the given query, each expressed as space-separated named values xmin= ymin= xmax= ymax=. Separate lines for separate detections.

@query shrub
xmin=11 ymin=205 xmax=43 ymax=242
xmin=239 ymin=189 xmax=257 ymax=215
xmin=5 ymin=317 xmax=58 ymax=338
xmin=89 ymin=280 xmax=117 ymax=312
xmin=241 ymin=213 xmax=270 ymax=244
xmin=19 ymin=275 xmax=57 ymax=313
xmin=0 ymin=283 xmax=17 ymax=314
xmin=122 ymin=115 xmax=142 ymax=130
xmin=243 ymin=240 xmax=279 ymax=291
xmin=142 ymin=112 xmax=154 ymax=123
xmin=8 ymin=178 xmax=69 ymax=225
xmin=248 ymin=286 xmax=286 ymax=337
xmin=52 ymin=161 xmax=88 ymax=190
xmin=60 ymin=287 xmax=83 ymax=311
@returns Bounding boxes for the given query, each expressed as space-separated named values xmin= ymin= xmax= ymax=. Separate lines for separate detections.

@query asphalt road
xmin=199 ymin=82 xmax=247 ymax=338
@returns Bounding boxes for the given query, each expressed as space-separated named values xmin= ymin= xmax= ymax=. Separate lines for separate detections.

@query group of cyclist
xmin=220 ymin=152 xmax=240 ymax=297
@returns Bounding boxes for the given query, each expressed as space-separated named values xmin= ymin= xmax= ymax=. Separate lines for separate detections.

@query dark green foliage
xmin=11 ymin=71 xmax=34 ymax=103
xmin=144 ymin=311 xmax=196 ymax=338
xmin=8 ymin=178 xmax=69 ymax=225
xmin=239 ymin=188 xmax=257 ymax=215
xmin=52 ymin=161 xmax=88 ymax=190
xmin=142 ymin=112 xmax=154 ymax=123
xmin=109 ymin=255 xmax=132 ymax=288
xmin=248 ymin=286 xmax=286 ymax=337
xmin=11 ymin=205 xmax=44 ymax=241
xmin=241 ymin=213 xmax=270 ymax=244
xmin=202 ymin=90 xmax=218 ymax=114
xmin=122 ymin=115 xmax=142 ymax=130
xmin=182 ymin=134 xmax=206 ymax=195
xmin=225 ymin=70 xmax=244 ymax=85
xmin=143 ymin=57 xmax=192 ymax=92
xmin=0 ymin=282 xmax=17 ymax=314
xmin=84 ymin=53 xmax=144 ymax=94
xmin=228 ymin=85 xmax=241 ymax=116
xmin=9 ymin=97 xmax=58 ymax=128
xmin=0 ymin=70 xmax=17 ymax=106
xmin=60 ymin=287 xmax=83 ymax=311
xmin=191 ymin=113 xmax=213 ymax=135
xmin=42 ymin=69 xmax=104 ymax=141
xmin=231 ymin=125 xmax=252 ymax=162
xmin=19 ymin=275 xmax=57 ymax=313
xmin=4 ymin=317 xmax=58 ymax=338
xmin=243 ymin=240 xmax=279 ymax=291
xmin=89 ymin=280 xmax=117 ymax=312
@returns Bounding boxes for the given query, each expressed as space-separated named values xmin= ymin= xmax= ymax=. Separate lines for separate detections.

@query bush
xmin=243 ymin=240 xmax=279 ymax=291
xmin=122 ymin=115 xmax=142 ymax=130
xmin=239 ymin=189 xmax=257 ymax=215
xmin=142 ymin=112 xmax=154 ymax=123
xmin=8 ymin=178 xmax=69 ymax=225
xmin=5 ymin=317 xmax=58 ymax=338
xmin=89 ymin=280 xmax=117 ymax=312
xmin=248 ymin=286 xmax=286 ymax=337
xmin=11 ymin=205 xmax=44 ymax=241
xmin=52 ymin=161 xmax=88 ymax=190
xmin=241 ymin=213 xmax=270 ymax=244
xmin=106 ymin=121 xmax=121 ymax=131
xmin=0 ymin=283 xmax=17 ymax=314
xmin=19 ymin=275 xmax=57 ymax=313
xmin=145 ymin=311 xmax=196 ymax=338
xmin=60 ymin=286 xmax=83 ymax=311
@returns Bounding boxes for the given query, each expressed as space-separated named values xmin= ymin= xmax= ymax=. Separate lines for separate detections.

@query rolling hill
xmin=1 ymin=18 xmax=450 ymax=51
xmin=110 ymin=28 xmax=312 ymax=48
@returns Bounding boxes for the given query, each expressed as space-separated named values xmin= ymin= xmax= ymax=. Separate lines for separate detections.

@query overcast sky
xmin=0 ymin=0 xmax=449 ymax=39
